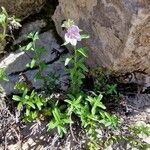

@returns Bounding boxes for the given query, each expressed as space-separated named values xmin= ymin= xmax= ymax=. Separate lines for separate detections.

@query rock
xmin=52 ymin=0 xmax=150 ymax=75
xmin=0 ymin=60 xmax=68 ymax=95
xmin=0 ymin=29 xmax=68 ymax=95
xmin=124 ymin=94 xmax=150 ymax=123
xmin=14 ymin=20 xmax=46 ymax=44
xmin=0 ymin=0 xmax=46 ymax=19
xmin=125 ymin=94 xmax=150 ymax=109
xmin=1 ymin=29 xmax=65 ymax=72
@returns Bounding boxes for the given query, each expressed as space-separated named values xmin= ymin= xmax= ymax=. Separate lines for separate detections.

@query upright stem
xmin=72 ymin=46 xmax=78 ymax=95
xmin=74 ymin=46 xmax=77 ymax=72
xmin=3 ymin=19 xmax=8 ymax=40
xmin=2 ymin=24 xmax=7 ymax=41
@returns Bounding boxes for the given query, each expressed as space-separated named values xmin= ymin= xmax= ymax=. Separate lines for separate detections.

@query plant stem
xmin=33 ymin=40 xmax=47 ymax=88
xmin=70 ymin=114 xmax=77 ymax=142
xmin=72 ymin=46 xmax=78 ymax=95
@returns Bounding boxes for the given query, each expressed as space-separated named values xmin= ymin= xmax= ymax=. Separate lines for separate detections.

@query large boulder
xmin=0 ymin=0 xmax=46 ymax=19
xmin=52 ymin=0 xmax=150 ymax=75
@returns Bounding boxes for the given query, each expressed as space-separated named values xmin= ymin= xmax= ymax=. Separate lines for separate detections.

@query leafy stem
xmin=72 ymin=46 xmax=78 ymax=95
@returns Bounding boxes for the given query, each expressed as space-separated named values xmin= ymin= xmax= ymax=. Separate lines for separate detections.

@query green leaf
xmin=98 ymin=102 xmax=106 ymax=110
xmin=57 ymin=126 xmax=62 ymax=137
xmin=47 ymin=121 xmax=56 ymax=130
xmin=32 ymin=32 xmax=39 ymax=41
xmin=67 ymin=94 xmax=75 ymax=100
xmin=24 ymin=95 xmax=30 ymax=100
xmin=1 ymin=7 xmax=8 ymax=17
xmin=28 ymin=59 xmax=36 ymax=68
xmin=34 ymin=72 xmax=43 ymax=81
xmin=0 ymin=13 xmax=6 ymax=24
xmin=79 ymin=63 xmax=88 ymax=72
xmin=0 ymin=68 xmax=9 ymax=81
xmin=31 ymin=111 xmax=38 ymax=119
xmin=65 ymin=57 xmax=72 ymax=66
xmin=27 ymin=32 xmax=39 ymax=41
xmin=25 ymin=109 xmax=30 ymax=116
xmin=53 ymin=108 xmax=61 ymax=122
xmin=61 ymin=41 xmax=69 ymax=46
xmin=106 ymin=84 xmax=117 ymax=94
xmin=39 ymin=62 xmax=47 ymax=70
xmin=36 ymin=99 xmax=43 ymax=110
xmin=26 ymin=101 xmax=36 ymax=109
xmin=12 ymin=95 xmax=21 ymax=101
xmin=78 ymin=72 xmax=85 ymax=79
xmin=77 ymin=48 xmax=87 ymax=57
xmin=81 ymin=34 xmax=90 ymax=39
xmin=60 ymin=126 xmax=67 ymax=135
xmin=91 ymin=105 xmax=96 ymax=115
xmin=0 ymin=33 xmax=4 ymax=41
xmin=25 ymin=42 xmax=32 ymax=51
xmin=14 ymin=82 xmax=29 ymax=91
xmin=17 ymin=102 xmax=23 ymax=111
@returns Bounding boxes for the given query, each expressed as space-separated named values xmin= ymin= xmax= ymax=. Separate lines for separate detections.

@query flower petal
xmin=65 ymin=33 xmax=71 ymax=43
xmin=70 ymin=39 xmax=77 ymax=46
xmin=75 ymin=33 xmax=81 ymax=41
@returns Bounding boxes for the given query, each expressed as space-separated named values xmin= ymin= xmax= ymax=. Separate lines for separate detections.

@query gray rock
xmin=0 ymin=30 xmax=65 ymax=75
xmin=125 ymin=94 xmax=150 ymax=109
xmin=0 ymin=0 xmax=46 ymax=19
xmin=0 ymin=60 xmax=68 ymax=95
xmin=52 ymin=0 xmax=150 ymax=75
xmin=14 ymin=20 xmax=46 ymax=44
xmin=0 ymin=29 xmax=68 ymax=95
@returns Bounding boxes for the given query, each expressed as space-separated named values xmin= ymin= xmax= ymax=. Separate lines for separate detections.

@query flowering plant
xmin=62 ymin=19 xmax=89 ymax=95
xmin=0 ymin=7 xmax=21 ymax=41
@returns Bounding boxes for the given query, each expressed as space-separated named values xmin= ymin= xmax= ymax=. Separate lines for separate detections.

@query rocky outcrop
xmin=0 ymin=20 xmax=68 ymax=95
xmin=0 ymin=0 xmax=46 ymax=19
xmin=53 ymin=0 xmax=150 ymax=75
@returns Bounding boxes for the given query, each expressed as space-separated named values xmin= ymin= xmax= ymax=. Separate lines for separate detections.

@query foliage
xmin=20 ymin=32 xmax=58 ymax=92
xmin=0 ymin=7 xmax=21 ymax=85
xmin=13 ymin=82 xmax=46 ymax=122
xmin=103 ymin=122 xmax=150 ymax=149
xmin=65 ymin=47 xmax=88 ymax=95
xmin=0 ymin=7 xmax=21 ymax=42
xmin=0 ymin=67 xmax=9 ymax=92
xmin=0 ymin=67 xmax=9 ymax=81
xmin=47 ymin=107 xmax=70 ymax=137
xmin=130 ymin=122 xmax=150 ymax=137
xmin=92 ymin=67 xmax=122 ymax=104
xmin=99 ymin=111 xmax=119 ymax=129
xmin=0 ymin=17 xmax=147 ymax=150
xmin=65 ymin=92 xmax=120 ymax=149
xmin=0 ymin=7 xmax=9 ymax=41
xmin=21 ymin=32 xmax=46 ymax=78
xmin=12 ymin=32 xmax=59 ymax=122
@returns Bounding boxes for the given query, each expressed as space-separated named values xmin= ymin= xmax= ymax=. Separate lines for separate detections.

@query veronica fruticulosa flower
xmin=64 ymin=25 xmax=81 ymax=46
xmin=62 ymin=19 xmax=89 ymax=46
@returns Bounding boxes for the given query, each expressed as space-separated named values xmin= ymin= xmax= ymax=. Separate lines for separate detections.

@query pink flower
xmin=65 ymin=25 xmax=81 ymax=46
